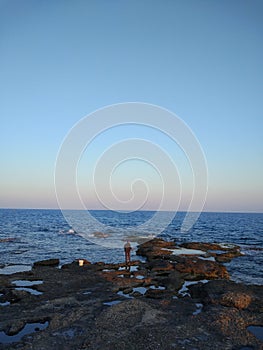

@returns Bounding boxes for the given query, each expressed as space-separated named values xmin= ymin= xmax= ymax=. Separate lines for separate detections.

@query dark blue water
xmin=0 ymin=209 xmax=262 ymax=285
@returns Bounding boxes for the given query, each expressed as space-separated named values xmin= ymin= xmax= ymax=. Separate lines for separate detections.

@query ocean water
xmin=0 ymin=209 xmax=262 ymax=285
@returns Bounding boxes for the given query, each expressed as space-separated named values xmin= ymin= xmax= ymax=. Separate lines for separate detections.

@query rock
xmin=145 ymin=288 xmax=169 ymax=299
xmin=149 ymin=247 xmax=173 ymax=259
xmin=180 ymin=241 xmax=240 ymax=252
xmin=0 ymin=237 xmax=16 ymax=243
xmin=220 ymin=291 xmax=252 ymax=309
xmin=0 ymin=238 xmax=259 ymax=350
xmin=7 ymin=320 xmax=25 ymax=335
xmin=214 ymin=250 xmax=243 ymax=263
xmin=175 ymin=257 xmax=229 ymax=280
xmin=180 ymin=241 xmax=242 ymax=263
xmin=145 ymin=259 xmax=174 ymax=272
xmin=207 ymin=308 xmax=253 ymax=346
xmin=137 ymin=239 xmax=242 ymax=268
xmin=139 ymin=238 xmax=176 ymax=249
xmin=95 ymin=299 xmax=165 ymax=330
xmin=101 ymin=270 xmax=143 ymax=289
xmin=157 ymin=270 xmax=184 ymax=292
xmin=180 ymin=242 xmax=224 ymax=251
xmin=61 ymin=259 xmax=92 ymax=269
xmin=60 ymin=261 xmax=77 ymax=269
xmin=33 ymin=258 xmax=59 ymax=267
xmin=136 ymin=238 xmax=176 ymax=260
xmin=4 ymin=289 xmax=28 ymax=303
xmin=189 ymin=279 xmax=262 ymax=312
xmin=0 ymin=276 xmax=11 ymax=288
xmin=122 ymin=287 xmax=133 ymax=294
xmin=132 ymin=291 xmax=144 ymax=297
xmin=11 ymin=289 xmax=30 ymax=300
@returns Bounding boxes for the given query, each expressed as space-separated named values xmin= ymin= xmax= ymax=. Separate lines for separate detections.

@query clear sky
xmin=0 ymin=0 xmax=262 ymax=212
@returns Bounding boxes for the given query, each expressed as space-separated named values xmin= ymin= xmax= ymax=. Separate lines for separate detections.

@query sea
xmin=0 ymin=209 xmax=262 ymax=285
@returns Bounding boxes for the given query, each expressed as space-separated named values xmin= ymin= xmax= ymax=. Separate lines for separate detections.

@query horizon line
xmin=0 ymin=207 xmax=262 ymax=215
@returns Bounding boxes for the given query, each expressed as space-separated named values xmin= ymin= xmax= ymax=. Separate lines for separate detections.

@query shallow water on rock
xmin=103 ymin=300 xmax=122 ymax=306
xmin=52 ymin=327 xmax=83 ymax=339
xmin=166 ymin=248 xmax=206 ymax=256
xmin=14 ymin=287 xmax=43 ymax=296
xmin=0 ymin=321 xmax=49 ymax=344
xmin=82 ymin=291 xmax=92 ymax=295
xmin=247 ymin=325 xmax=263 ymax=341
xmin=132 ymin=287 xmax=147 ymax=295
xmin=178 ymin=280 xmax=208 ymax=297
xmin=0 ymin=265 xmax=32 ymax=275
xmin=11 ymin=280 xmax=43 ymax=295
xmin=12 ymin=280 xmax=43 ymax=287
xmin=117 ymin=291 xmax=133 ymax=299
xmin=135 ymin=275 xmax=145 ymax=280
xmin=0 ymin=301 xmax=10 ymax=307
xmin=149 ymin=285 xmax=166 ymax=290
xmin=193 ymin=303 xmax=203 ymax=315
xmin=130 ymin=266 xmax=139 ymax=272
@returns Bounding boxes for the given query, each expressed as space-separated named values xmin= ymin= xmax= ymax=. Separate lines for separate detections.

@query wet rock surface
xmin=0 ymin=239 xmax=262 ymax=350
xmin=33 ymin=259 xmax=60 ymax=267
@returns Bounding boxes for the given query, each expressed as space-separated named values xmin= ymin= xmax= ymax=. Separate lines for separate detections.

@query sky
xmin=0 ymin=0 xmax=262 ymax=213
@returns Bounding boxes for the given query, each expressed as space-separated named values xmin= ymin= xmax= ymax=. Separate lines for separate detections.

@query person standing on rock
xmin=124 ymin=241 xmax=132 ymax=265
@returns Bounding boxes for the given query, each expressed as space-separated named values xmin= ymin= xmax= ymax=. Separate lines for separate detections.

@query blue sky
xmin=0 ymin=0 xmax=262 ymax=212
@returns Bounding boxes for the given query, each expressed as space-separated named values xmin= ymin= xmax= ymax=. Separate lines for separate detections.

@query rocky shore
xmin=0 ymin=238 xmax=262 ymax=350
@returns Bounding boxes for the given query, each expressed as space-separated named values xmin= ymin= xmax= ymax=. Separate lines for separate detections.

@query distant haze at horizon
xmin=1 ymin=208 xmax=262 ymax=215
xmin=1 ymin=1 xmax=262 ymax=213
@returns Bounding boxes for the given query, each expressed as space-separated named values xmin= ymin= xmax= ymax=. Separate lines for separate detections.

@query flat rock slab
xmin=0 ymin=239 xmax=262 ymax=350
